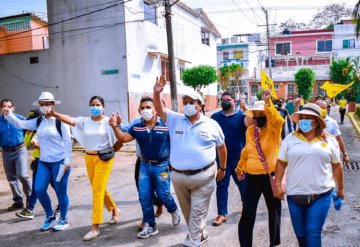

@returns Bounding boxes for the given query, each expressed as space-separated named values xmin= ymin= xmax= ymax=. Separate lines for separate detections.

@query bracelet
xmin=219 ymin=167 xmax=226 ymax=171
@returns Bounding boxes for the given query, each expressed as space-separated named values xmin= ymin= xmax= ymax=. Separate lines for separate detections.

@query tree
xmin=217 ymin=65 xmax=232 ymax=91
xmin=269 ymin=19 xmax=308 ymax=36
xmin=217 ymin=64 xmax=246 ymax=91
xmin=182 ymin=65 xmax=217 ymax=92
xmin=228 ymin=64 xmax=246 ymax=92
xmin=309 ymin=4 xmax=352 ymax=29
xmin=329 ymin=58 xmax=353 ymax=85
xmin=294 ymin=68 xmax=315 ymax=101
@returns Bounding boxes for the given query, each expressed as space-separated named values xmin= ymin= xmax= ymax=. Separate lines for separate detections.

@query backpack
xmin=36 ymin=117 xmax=62 ymax=137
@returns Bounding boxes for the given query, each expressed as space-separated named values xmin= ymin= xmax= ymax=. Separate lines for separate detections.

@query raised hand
xmin=153 ymin=76 xmax=166 ymax=93
xmin=1 ymin=105 xmax=11 ymax=115
xmin=116 ymin=112 xmax=122 ymax=125
xmin=109 ymin=112 xmax=118 ymax=128
xmin=48 ymin=106 xmax=57 ymax=117
xmin=262 ymin=90 xmax=272 ymax=104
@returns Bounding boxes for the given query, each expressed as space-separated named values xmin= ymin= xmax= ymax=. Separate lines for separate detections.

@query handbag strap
xmin=254 ymin=126 xmax=270 ymax=174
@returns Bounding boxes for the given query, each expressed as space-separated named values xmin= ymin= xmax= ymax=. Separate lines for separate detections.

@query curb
xmin=346 ymin=112 xmax=360 ymax=136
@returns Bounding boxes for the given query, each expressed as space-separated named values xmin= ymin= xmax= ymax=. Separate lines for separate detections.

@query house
xmin=216 ymin=33 xmax=263 ymax=101
xmin=250 ymin=28 xmax=334 ymax=99
xmin=0 ymin=0 xmax=220 ymax=121
xmin=0 ymin=13 xmax=48 ymax=54
xmin=334 ymin=19 xmax=360 ymax=59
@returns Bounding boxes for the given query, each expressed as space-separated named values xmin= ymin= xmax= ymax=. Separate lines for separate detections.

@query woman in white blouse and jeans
xmin=2 ymin=92 xmax=72 ymax=232
xmin=274 ymin=103 xmax=344 ymax=247
xmin=50 ymin=95 xmax=122 ymax=241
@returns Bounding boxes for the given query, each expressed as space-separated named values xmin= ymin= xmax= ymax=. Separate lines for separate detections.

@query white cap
xmin=32 ymin=92 xmax=61 ymax=106
xmin=182 ymin=91 xmax=204 ymax=105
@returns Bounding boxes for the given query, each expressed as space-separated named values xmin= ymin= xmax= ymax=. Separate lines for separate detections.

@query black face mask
xmin=277 ymin=103 xmax=283 ymax=108
xmin=221 ymin=101 xmax=232 ymax=111
xmin=253 ymin=116 xmax=267 ymax=128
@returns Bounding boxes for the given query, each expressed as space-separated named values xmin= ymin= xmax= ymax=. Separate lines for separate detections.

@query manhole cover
xmin=343 ymin=162 xmax=360 ymax=170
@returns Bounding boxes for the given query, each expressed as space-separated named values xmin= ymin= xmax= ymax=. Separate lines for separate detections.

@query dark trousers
xmin=238 ymin=174 xmax=281 ymax=247
xmin=134 ymin=157 xmax=163 ymax=207
xmin=339 ymin=108 xmax=346 ymax=123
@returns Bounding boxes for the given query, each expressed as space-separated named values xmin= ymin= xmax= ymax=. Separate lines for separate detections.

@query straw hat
xmin=32 ymin=92 xmax=61 ymax=106
xmin=291 ymin=103 xmax=326 ymax=129
xmin=244 ymin=100 xmax=265 ymax=118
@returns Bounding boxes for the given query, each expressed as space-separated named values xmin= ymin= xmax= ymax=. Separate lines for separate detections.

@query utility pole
xmin=259 ymin=7 xmax=273 ymax=78
xmin=164 ymin=0 xmax=178 ymax=111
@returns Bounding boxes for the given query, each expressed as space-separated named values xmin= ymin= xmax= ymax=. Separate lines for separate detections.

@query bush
xmin=356 ymin=105 xmax=360 ymax=118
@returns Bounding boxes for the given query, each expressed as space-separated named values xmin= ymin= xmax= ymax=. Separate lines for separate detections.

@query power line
xmin=231 ymin=0 xmax=258 ymax=25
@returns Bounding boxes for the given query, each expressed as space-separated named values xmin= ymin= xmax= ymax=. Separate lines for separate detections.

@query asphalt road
xmin=0 ymin=106 xmax=360 ymax=247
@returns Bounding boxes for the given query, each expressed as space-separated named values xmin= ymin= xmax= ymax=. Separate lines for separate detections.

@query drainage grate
xmin=343 ymin=162 xmax=360 ymax=170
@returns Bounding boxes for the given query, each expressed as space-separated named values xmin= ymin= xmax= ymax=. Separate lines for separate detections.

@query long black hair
xmin=89 ymin=96 xmax=105 ymax=107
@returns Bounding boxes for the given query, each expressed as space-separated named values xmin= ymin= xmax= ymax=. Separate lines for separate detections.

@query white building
xmin=216 ymin=34 xmax=262 ymax=97
xmin=334 ymin=20 xmax=360 ymax=59
xmin=0 ymin=0 xmax=220 ymax=120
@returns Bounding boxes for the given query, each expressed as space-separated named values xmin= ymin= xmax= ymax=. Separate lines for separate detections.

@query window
xmin=233 ymin=50 xmax=243 ymax=59
xmin=201 ymin=30 xmax=210 ymax=46
xmin=317 ymin=40 xmax=332 ymax=52
xmin=343 ymin=39 xmax=355 ymax=49
xmin=223 ymin=52 xmax=229 ymax=61
xmin=275 ymin=42 xmax=290 ymax=55
xmin=29 ymin=57 xmax=38 ymax=64
xmin=3 ymin=21 xmax=30 ymax=32
xmin=288 ymin=84 xmax=294 ymax=96
xmin=161 ymin=58 xmax=170 ymax=81
xmin=221 ymin=38 xmax=229 ymax=45
xmin=251 ymin=84 xmax=258 ymax=94
xmin=144 ymin=1 xmax=157 ymax=25
xmin=274 ymin=84 xmax=279 ymax=90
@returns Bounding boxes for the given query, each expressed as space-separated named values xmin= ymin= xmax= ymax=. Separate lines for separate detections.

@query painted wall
xmin=334 ymin=22 xmax=360 ymax=59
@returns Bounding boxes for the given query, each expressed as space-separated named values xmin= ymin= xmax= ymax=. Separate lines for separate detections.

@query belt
xmin=171 ymin=162 xmax=215 ymax=175
xmin=85 ymin=151 xmax=98 ymax=155
xmin=141 ymin=158 xmax=168 ymax=165
xmin=3 ymin=143 xmax=25 ymax=152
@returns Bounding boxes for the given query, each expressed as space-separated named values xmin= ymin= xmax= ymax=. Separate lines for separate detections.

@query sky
xmin=0 ymin=0 xmax=358 ymax=37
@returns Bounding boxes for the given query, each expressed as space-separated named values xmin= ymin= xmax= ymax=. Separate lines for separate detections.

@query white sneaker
xmin=52 ymin=219 xmax=69 ymax=231
xmin=171 ymin=209 xmax=181 ymax=226
xmin=137 ymin=223 xmax=159 ymax=239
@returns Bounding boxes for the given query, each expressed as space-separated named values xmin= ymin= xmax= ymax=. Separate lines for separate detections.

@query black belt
xmin=141 ymin=158 xmax=168 ymax=165
xmin=171 ymin=162 xmax=215 ymax=175
xmin=3 ymin=143 xmax=25 ymax=152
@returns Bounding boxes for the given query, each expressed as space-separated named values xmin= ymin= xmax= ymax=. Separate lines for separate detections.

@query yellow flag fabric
xmin=261 ymin=70 xmax=278 ymax=99
xmin=320 ymin=81 xmax=354 ymax=98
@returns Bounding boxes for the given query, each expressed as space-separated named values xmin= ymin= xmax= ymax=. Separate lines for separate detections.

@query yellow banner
xmin=261 ymin=69 xmax=278 ymax=99
xmin=320 ymin=81 xmax=354 ymax=98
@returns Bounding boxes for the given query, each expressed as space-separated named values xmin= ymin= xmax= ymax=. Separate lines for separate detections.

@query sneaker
xmin=40 ymin=215 xmax=57 ymax=231
xmin=54 ymin=205 xmax=60 ymax=216
xmin=16 ymin=208 xmax=34 ymax=219
xmin=8 ymin=203 xmax=24 ymax=211
xmin=171 ymin=209 xmax=181 ymax=226
xmin=53 ymin=219 xmax=69 ymax=231
xmin=137 ymin=223 xmax=159 ymax=239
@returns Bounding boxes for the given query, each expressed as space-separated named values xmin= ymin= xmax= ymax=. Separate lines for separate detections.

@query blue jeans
xmin=216 ymin=160 xmax=244 ymax=216
xmin=287 ymin=190 xmax=332 ymax=247
xmin=2 ymin=146 xmax=32 ymax=205
xmin=35 ymin=160 xmax=70 ymax=220
xmin=138 ymin=160 xmax=177 ymax=226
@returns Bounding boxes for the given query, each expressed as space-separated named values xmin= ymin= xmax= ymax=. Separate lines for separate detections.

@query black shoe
xmin=8 ymin=203 xmax=24 ymax=211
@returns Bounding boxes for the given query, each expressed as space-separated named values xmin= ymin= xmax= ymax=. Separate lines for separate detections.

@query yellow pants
xmin=85 ymin=154 xmax=117 ymax=224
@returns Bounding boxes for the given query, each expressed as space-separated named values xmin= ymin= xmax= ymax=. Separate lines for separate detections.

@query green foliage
xmin=182 ymin=65 xmax=217 ymax=92
xmin=356 ymin=105 xmax=360 ymax=118
xmin=294 ymin=68 xmax=315 ymax=100
xmin=217 ymin=64 xmax=246 ymax=91
xmin=329 ymin=58 xmax=352 ymax=85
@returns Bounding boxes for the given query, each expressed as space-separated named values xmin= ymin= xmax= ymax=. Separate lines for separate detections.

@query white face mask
xmin=183 ymin=104 xmax=198 ymax=117
xmin=40 ymin=106 xmax=52 ymax=114
xmin=141 ymin=109 xmax=153 ymax=121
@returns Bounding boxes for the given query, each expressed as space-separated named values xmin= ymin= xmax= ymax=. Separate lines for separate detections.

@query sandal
xmin=108 ymin=208 xmax=121 ymax=225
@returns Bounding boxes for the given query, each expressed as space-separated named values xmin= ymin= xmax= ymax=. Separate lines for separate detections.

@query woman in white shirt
xmin=50 ymin=96 xmax=122 ymax=241
xmin=2 ymin=92 xmax=72 ymax=232
xmin=274 ymin=103 xmax=344 ymax=247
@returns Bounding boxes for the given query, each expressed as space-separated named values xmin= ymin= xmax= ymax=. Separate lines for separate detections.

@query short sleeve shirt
xmin=127 ymin=117 xmax=170 ymax=161
xmin=324 ymin=115 xmax=341 ymax=136
xmin=166 ymin=111 xmax=225 ymax=170
xmin=278 ymin=132 xmax=341 ymax=195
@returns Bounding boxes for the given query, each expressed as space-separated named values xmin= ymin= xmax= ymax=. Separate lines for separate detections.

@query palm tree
xmin=353 ymin=1 xmax=360 ymax=38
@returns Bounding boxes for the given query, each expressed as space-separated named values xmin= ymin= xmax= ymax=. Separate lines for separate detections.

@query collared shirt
xmin=278 ymin=132 xmax=340 ymax=195
xmin=5 ymin=113 xmax=72 ymax=164
xmin=236 ymin=104 xmax=284 ymax=174
xmin=324 ymin=115 xmax=341 ymax=137
xmin=211 ymin=109 xmax=246 ymax=164
xmin=0 ymin=114 xmax=25 ymax=149
xmin=166 ymin=111 xmax=225 ymax=170
xmin=72 ymin=116 xmax=117 ymax=152
xmin=127 ymin=117 xmax=170 ymax=161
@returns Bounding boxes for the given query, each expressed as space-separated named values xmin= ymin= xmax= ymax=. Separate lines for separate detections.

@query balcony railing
xmin=263 ymin=64 xmax=330 ymax=81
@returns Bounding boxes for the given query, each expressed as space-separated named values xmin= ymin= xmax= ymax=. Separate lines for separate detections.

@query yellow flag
xmin=261 ymin=69 xmax=278 ymax=99
xmin=320 ymin=81 xmax=354 ymax=98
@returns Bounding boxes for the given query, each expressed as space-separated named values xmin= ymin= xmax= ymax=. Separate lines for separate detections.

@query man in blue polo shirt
xmin=0 ymin=99 xmax=32 ymax=211
xmin=109 ymin=96 xmax=180 ymax=239
xmin=211 ymin=92 xmax=251 ymax=226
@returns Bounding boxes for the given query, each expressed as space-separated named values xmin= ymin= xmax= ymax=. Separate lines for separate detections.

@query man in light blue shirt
xmin=153 ymin=76 xmax=227 ymax=247
xmin=0 ymin=99 xmax=32 ymax=211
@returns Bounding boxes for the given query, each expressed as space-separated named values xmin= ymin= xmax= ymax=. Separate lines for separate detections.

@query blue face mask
xmin=89 ymin=106 xmax=103 ymax=117
xmin=299 ymin=119 xmax=314 ymax=133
